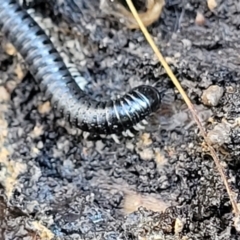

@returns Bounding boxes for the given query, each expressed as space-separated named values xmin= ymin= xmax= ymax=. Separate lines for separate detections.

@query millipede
xmin=0 ymin=0 xmax=162 ymax=135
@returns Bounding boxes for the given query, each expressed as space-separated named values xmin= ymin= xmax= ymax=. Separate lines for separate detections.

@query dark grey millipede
xmin=0 ymin=0 xmax=162 ymax=134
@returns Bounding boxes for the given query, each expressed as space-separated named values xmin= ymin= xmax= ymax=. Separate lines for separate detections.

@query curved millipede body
xmin=0 ymin=0 xmax=161 ymax=134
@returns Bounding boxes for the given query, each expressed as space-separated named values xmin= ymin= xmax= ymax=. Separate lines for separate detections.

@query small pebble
xmin=0 ymin=86 xmax=10 ymax=102
xmin=31 ymin=124 xmax=44 ymax=138
xmin=38 ymin=101 xmax=51 ymax=114
xmin=207 ymin=122 xmax=231 ymax=146
xmin=4 ymin=42 xmax=17 ymax=56
xmin=195 ymin=12 xmax=205 ymax=26
xmin=202 ymin=85 xmax=224 ymax=107
xmin=174 ymin=218 xmax=184 ymax=234
xmin=154 ymin=148 xmax=167 ymax=167
xmin=234 ymin=214 xmax=240 ymax=232
xmin=37 ymin=141 xmax=44 ymax=149
xmin=181 ymin=39 xmax=192 ymax=50
xmin=207 ymin=0 xmax=217 ymax=11
xmin=5 ymin=80 xmax=17 ymax=93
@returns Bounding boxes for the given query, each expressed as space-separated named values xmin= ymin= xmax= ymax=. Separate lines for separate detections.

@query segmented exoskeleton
xmin=0 ymin=0 xmax=161 ymax=134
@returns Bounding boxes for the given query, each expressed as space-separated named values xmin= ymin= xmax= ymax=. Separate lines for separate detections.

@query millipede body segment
xmin=0 ymin=0 xmax=162 ymax=134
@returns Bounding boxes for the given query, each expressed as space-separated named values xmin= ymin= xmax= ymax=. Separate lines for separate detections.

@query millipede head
xmin=134 ymin=85 xmax=162 ymax=112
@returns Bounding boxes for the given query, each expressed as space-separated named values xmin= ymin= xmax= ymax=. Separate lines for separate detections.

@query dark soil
xmin=1 ymin=0 xmax=240 ymax=239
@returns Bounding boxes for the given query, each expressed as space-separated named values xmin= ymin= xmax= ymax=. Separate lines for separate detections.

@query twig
xmin=125 ymin=0 xmax=239 ymax=216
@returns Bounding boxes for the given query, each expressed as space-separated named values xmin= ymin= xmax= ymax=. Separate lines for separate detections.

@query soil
xmin=0 ymin=0 xmax=240 ymax=239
